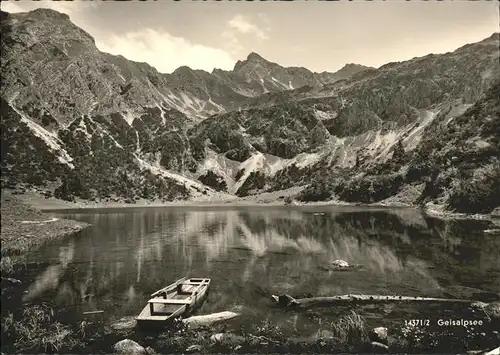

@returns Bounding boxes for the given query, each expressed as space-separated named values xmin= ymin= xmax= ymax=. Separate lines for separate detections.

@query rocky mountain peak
xmin=233 ymin=52 xmax=271 ymax=72
xmin=333 ymin=63 xmax=373 ymax=79
xmin=341 ymin=63 xmax=367 ymax=70
xmin=247 ymin=52 xmax=267 ymax=62
xmin=172 ymin=65 xmax=195 ymax=75
xmin=3 ymin=6 xmax=95 ymax=47
xmin=28 ymin=7 xmax=71 ymax=20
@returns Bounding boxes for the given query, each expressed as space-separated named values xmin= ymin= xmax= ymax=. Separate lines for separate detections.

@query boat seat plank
xmin=148 ymin=298 xmax=192 ymax=305
xmin=151 ymin=277 xmax=187 ymax=297
xmin=137 ymin=315 xmax=171 ymax=321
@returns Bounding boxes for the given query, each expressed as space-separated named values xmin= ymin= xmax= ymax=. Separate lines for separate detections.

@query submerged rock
xmin=114 ymin=339 xmax=146 ymax=355
xmin=185 ymin=344 xmax=202 ymax=353
xmin=111 ymin=317 xmax=137 ymax=331
xmin=332 ymin=260 xmax=349 ymax=268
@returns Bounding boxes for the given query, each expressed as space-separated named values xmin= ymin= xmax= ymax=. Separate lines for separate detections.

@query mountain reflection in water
xmin=22 ymin=207 xmax=500 ymax=332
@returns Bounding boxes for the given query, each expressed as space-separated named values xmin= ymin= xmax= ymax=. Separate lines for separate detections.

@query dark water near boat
xmin=14 ymin=206 xmax=500 ymax=349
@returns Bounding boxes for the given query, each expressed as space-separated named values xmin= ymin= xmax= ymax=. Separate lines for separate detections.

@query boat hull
xmin=136 ymin=277 xmax=210 ymax=328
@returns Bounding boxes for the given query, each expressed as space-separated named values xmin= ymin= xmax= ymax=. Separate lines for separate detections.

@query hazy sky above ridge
xmin=1 ymin=0 xmax=498 ymax=74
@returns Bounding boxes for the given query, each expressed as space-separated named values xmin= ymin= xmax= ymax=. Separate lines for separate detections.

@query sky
xmin=1 ymin=0 xmax=498 ymax=74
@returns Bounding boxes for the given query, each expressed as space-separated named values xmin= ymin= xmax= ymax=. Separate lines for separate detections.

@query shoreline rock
xmin=369 ymin=327 xmax=388 ymax=345
xmin=113 ymin=339 xmax=147 ymax=355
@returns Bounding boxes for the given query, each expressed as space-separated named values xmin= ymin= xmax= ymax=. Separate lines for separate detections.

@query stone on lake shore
xmin=369 ymin=327 xmax=388 ymax=345
xmin=113 ymin=339 xmax=146 ymax=355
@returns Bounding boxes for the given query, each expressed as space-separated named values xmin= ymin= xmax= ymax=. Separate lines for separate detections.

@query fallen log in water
xmin=272 ymin=293 xmax=477 ymax=309
xmin=182 ymin=311 xmax=239 ymax=328
xmin=83 ymin=310 xmax=104 ymax=315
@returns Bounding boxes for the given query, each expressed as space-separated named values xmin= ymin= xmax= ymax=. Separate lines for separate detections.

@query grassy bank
xmin=0 ymin=193 xmax=89 ymax=275
xmin=1 ymin=304 xmax=87 ymax=354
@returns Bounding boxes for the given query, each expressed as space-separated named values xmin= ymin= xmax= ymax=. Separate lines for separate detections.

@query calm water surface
xmin=20 ymin=206 xmax=500 ymax=339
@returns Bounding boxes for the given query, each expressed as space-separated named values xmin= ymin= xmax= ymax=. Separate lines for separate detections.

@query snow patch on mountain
xmin=293 ymin=152 xmax=322 ymax=169
xmin=155 ymin=103 xmax=167 ymax=125
xmin=399 ymin=110 xmax=436 ymax=152
xmin=208 ymin=98 xmax=225 ymax=112
xmin=179 ymin=92 xmax=204 ymax=113
xmin=77 ymin=118 xmax=93 ymax=141
xmin=11 ymin=105 xmax=75 ymax=169
xmin=259 ymin=78 xmax=269 ymax=94
xmin=134 ymin=154 xmax=214 ymax=197
xmin=271 ymin=77 xmax=288 ymax=89
xmin=230 ymin=153 xmax=267 ymax=194
xmin=135 ymin=130 xmax=140 ymax=153
xmin=265 ymin=154 xmax=287 ymax=176
xmin=445 ymin=104 xmax=472 ymax=125
xmin=314 ymin=109 xmax=338 ymax=121
xmin=106 ymin=132 xmax=124 ymax=149
xmin=123 ymin=111 xmax=135 ymax=126
xmin=198 ymin=150 xmax=240 ymax=189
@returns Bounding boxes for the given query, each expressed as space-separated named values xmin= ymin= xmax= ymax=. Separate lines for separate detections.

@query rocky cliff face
xmin=189 ymin=34 xmax=499 ymax=200
xmin=0 ymin=8 xmax=354 ymax=202
xmin=294 ymin=82 xmax=500 ymax=213
xmin=1 ymin=8 xmax=498 ymax=212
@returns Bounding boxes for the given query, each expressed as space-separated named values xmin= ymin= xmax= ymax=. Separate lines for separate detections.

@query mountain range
xmin=1 ymin=8 xmax=499 ymax=214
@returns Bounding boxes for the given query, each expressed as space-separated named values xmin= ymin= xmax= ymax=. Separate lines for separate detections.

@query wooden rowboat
xmin=136 ymin=277 xmax=211 ymax=327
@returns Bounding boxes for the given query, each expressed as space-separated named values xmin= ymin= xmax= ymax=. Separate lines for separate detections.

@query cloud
xmin=221 ymin=14 xmax=270 ymax=55
xmin=228 ymin=14 xmax=269 ymax=40
xmin=257 ymin=13 xmax=271 ymax=25
xmin=96 ymin=29 xmax=236 ymax=73
xmin=0 ymin=1 xmax=24 ymax=13
xmin=221 ymin=30 xmax=245 ymax=54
